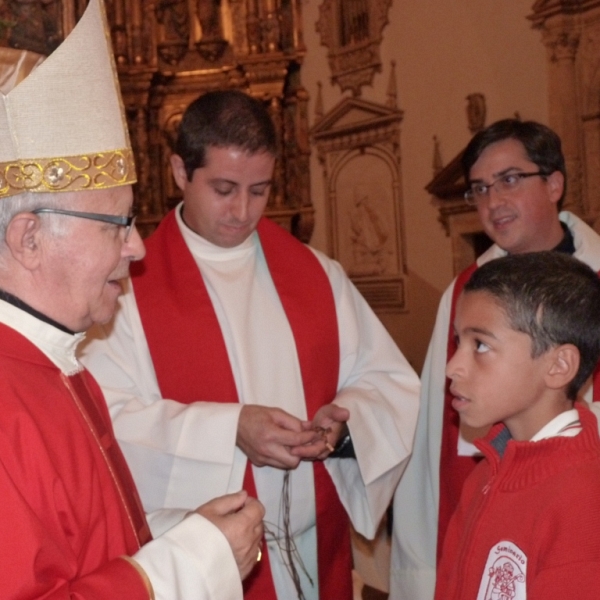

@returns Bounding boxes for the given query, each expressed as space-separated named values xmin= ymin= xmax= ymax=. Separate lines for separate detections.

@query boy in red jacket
xmin=435 ymin=251 xmax=600 ymax=600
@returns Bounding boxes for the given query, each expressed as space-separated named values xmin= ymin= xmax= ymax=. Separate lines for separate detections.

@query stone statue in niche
xmin=156 ymin=0 xmax=188 ymax=44
xmin=155 ymin=0 xmax=191 ymax=64
xmin=466 ymin=93 xmax=486 ymax=134
xmin=262 ymin=10 xmax=281 ymax=52
xmin=311 ymin=92 xmax=406 ymax=309
xmin=0 ymin=0 xmax=60 ymax=55
xmin=197 ymin=0 xmax=222 ymax=41
xmin=348 ymin=183 xmax=391 ymax=277
xmin=195 ymin=0 xmax=226 ymax=61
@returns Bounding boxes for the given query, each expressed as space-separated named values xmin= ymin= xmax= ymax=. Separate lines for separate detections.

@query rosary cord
xmin=263 ymin=470 xmax=314 ymax=599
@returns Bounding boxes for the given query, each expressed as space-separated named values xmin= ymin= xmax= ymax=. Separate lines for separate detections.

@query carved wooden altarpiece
xmin=0 ymin=0 xmax=312 ymax=240
xmin=311 ymin=96 xmax=408 ymax=310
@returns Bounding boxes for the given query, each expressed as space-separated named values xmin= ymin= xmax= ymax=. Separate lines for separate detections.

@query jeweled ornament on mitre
xmin=0 ymin=0 xmax=136 ymax=198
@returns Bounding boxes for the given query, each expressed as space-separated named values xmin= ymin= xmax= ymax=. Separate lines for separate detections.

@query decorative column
xmin=546 ymin=25 xmax=582 ymax=214
xmin=246 ymin=0 xmax=261 ymax=53
xmin=530 ymin=5 xmax=584 ymax=216
xmin=110 ymin=0 xmax=128 ymax=63
xmin=129 ymin=0 xmax=144 ymax=64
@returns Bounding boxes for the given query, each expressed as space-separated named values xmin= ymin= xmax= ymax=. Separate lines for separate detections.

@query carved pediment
xmin=426 ymin=146 xmax=475 ymax=242
xmin=425 ymin=151 xmax=467 ymax=200
xmin=311 ymin=97 xmax=402 ymax=140
xmin=427 ymin=144 xmax=493 ymax=274
xmin=531 ymin=0 xmax=584 ymax=11
xmin=529 ymin=0 xmax=599 ymax=25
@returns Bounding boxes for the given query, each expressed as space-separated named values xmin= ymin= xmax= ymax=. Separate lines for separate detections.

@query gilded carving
xmin=155 ymin=0 xmax=189 ymax=64
xmin=228 ymin=0 xmax=247 ymax=53
xmin=195 ymin=0 xmax=227 ymax=61
xmin=197 ymin=0 xmax=222 ymax=41
xmin=0 ymin=0 xmax=61 ymax=55
xmin=246 ymin=2 xmax=261 ymax=54
xmin=0 ymin=150 xmax=136 ymax=197
xmin=23 ymin=0 xmax=310 ymax=239
xmin=316 ymin=0 xmax=392 ymax=96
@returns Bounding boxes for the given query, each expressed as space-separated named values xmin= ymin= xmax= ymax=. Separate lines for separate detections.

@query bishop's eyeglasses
xmin=32 ymin=208 xmax=137 ymax=242
xmin=464 ymin=171 xmax=547 ymax=206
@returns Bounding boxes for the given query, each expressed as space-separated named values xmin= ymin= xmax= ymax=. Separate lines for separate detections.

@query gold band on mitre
xmin=0 ymin=149 xmax=136 ymax=198
xmin=0 ymin=0 xmax=136 ymax=200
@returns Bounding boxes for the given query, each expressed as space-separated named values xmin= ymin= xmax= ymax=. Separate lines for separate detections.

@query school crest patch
xmin=476 ymin=540 xmax=527 ymax=600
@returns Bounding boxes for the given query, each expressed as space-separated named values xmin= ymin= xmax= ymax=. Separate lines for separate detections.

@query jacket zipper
xmin=454 ymin=458 xmax=500 ymax=598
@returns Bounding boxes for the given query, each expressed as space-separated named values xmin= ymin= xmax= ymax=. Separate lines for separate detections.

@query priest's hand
xmin=237 ymin=405 xmax=321 ymax=469
xmin=291 ymin=403 xmax=350 ymax=461
xmin=195 ymin=490 xmax=265 ymax=580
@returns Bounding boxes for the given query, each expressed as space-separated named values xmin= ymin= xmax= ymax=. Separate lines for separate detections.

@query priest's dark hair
xmin=174 ymin=90 xmax=278 ymax=181
xmin=461 ymin=119 xmax=567 ymax=210
xmin=464 ymin=252 xmax=600 ymax=400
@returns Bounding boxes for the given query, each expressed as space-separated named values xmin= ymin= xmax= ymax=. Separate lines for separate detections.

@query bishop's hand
xmin=194 ymin=490 xmax=265 ymax=580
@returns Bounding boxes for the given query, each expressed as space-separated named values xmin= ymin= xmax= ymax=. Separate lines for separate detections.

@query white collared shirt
xmin=0 ymin=299 xmax=84 ymax=375
xmin=530 ymin=409 xmax=581 ymax=442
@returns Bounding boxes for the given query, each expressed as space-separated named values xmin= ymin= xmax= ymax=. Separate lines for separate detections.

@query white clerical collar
xmin=175 ymin=201 xmax=257 ymax=260
xmin=0 ymin=298 xmax=85 ymax=375
xmin=530 ymin=408 xmax=581 ymax=441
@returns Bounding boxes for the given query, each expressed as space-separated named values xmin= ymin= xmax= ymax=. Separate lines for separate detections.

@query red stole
xmin=64 ymin=371 xmax=152 ymax=547
xmin=131 ymin=210 xmax=353 ymax=600
xmin=436 ymin=263 xmax=478 ymax=564
xmin=436 ymin=261 xmax=600 ymax=564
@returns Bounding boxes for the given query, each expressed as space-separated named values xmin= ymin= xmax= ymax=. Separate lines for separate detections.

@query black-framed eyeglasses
xmin=464 ymin=171 xmax=547 ymax=205
xmin=32 ymin=208 xmax=137 ymax=242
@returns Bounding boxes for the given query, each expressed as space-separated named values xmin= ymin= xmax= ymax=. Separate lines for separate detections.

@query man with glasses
xmin=391 ymin=119 xmax=600 ymax=600
xmin=31 ymin=208 xmax=137 ymax=240
xmin=0 ymin=0 xmax=264 ymax=597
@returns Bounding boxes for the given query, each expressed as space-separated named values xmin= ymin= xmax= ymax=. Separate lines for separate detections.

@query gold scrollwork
xmin=0 ymin=149 xmax=136 ymax=197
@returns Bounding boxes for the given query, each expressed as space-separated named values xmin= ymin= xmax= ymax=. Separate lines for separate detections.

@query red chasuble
xmin=131 ymin=209 xmax=353 ymax=600
xmin=436 ymin=262 xmax=600 ymax=565
xmin=0 ymin=323 xmax=151 ymax=598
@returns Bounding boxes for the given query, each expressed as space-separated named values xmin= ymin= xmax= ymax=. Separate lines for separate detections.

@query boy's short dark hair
xmin=461 ymin=119 xmax=567 ymax=209
xmin=174 ymin=90 xmax=277 ymax=181
xmin=464 ymin=252 xmax=600 ymax=400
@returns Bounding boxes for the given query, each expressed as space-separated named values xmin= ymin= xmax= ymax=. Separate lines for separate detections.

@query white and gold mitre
xmin=0 ymin=0 xmax=136 ymax=198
